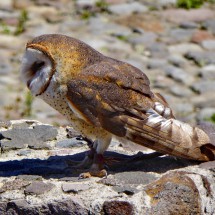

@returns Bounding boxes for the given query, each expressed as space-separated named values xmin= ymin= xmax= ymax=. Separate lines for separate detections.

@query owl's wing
xmin=66 ymin=60 xmax=214 ymax=161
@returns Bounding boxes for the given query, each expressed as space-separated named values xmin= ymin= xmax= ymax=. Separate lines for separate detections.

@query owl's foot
xmin=78 ymin=169 xmax=107 ymax=179
xmin=78 ymin=153 xmax=107 ymax=178
xmin=67 ymin=137 xmax=95 ymax=169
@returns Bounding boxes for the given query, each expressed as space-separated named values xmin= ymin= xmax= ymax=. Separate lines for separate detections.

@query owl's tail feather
xmin=120 ymin=108 xmax=215 ymax=161
xmin=198 ymin=122 xmax=215 ymax=161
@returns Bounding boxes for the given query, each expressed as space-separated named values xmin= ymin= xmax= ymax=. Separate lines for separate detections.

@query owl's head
xmin=21 ymin=34 xmax=103 ymax=96
xmin=20 ymin=35 xmax=58 ymax=96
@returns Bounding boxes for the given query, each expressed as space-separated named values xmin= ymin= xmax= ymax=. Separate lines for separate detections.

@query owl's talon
xmin=78 ymin=172 xmax=91 ymax=179
xmin=78 ymin=169 xmax=107 ymax=179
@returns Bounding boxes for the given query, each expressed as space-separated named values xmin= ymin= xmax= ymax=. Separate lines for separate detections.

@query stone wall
xmin=0 ymin=120 xmax=214 ymax=214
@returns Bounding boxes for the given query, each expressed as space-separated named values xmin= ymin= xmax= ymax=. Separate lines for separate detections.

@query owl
xmin=21 ymin=34 xmax=215 ymax=178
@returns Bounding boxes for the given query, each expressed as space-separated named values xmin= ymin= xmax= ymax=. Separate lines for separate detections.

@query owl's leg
xmin=67 ymin=137 xmax=95 ymax=169
xmin=79 ymin=135 xmax=112 ymax=178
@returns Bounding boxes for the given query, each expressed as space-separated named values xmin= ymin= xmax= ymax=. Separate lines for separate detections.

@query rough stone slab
xmin=191 ymin=80 xmax=215 ymax=94
xmin=32 ymin=125 xmax=58 ymax=142
xmin=112 ymin=172 xmax=158 ymax=185
xmin=0 ymin=201 xmax=7 ymax=214
xmin=103 ymin=200 xmax=135 ymax=215
xmin=62 ymin=183 xmax=90 ymax=193
xmin=0 ymin=198 xmax=89 ymax=215
xmin=24 ymin=181 xmax=55 ymax=195
xmin=145 ymin=171 xmax=202 ymax=214
xmin=185 ymin=51 xmax=215 ymax=66
xmin=56 ymin=138 xmax=84 ymax=148
xmin=112 ymin=185 xmax=139 ymax=196
xmin=0 ymin=179 xmax=30 ymax=193
xmin=47 ymin=198 xmax=88 ymax=215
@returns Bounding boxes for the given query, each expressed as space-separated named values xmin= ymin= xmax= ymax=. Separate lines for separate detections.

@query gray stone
xmin=109 ymin=2 xmax=148 ymax=15
xmin=153 ymin=76 xmax=175 ymax=89
xmin=60 ymin=177 xmax=86 ymax=182
xmin=0 ymin=179 xmax=30 ymax=193
xmin=202 ymin=19 xmax=215 ymax=35
xmin=168 ymin=54 xmax=187 ymax=68
xmin=32 ymin=125 xmax=58 ymax=142
xmin=201 ymin=40 xmax=215 ymax=51
xmin=25 ymin=181 xmax=55 ymax=195
xmin=169 ymin=28 xmax=194 ymax=43
xmin=59 ymin=19 xmax=86 ymax=33
xmin=62 ymin=183 xmax=90 ymax=193
xmin=191 ymin=81 xmax=215 ymax=94
xmin=17 ymin=149 xmax=32 ymax=156
xmin=145 ymin=172 xmax=202 ymax=214
xmin=0 ymin=63 xmax=13 ymax=75
xmin=113 ymin=185 xmax=138 ymax=196
xmin=88 ymin=17 xmax=131 ymax=37
xmin=47 ymin=198 xmax=88 ymax=215
xmin=147 ymin=59 xmax=167 ymax=69
xmin=199 ymin=65 xmax=215 ymax=80
xmin=191 ymin=92 xmax=215 ymax=108
xmin=0 ymin=120 xmax=11 ymax=128
xmin=173 ymin=103 xmax=194 ymax=115
xmin=158 ymin=0 xmax=177 ymax=6
xmin=170 ymin=85 xmax=193 ymax=97
xmin=2 ymin=198 xmax=89 ymax=215
xmin=103 ymin=200 xmax=135 ymax=215
xmin=0 ymin=35 xmax=25 ymax=50
xmin=179 ymin=21 xmax=199 ymax=29
xmin=113 ymin=172 xmax=157 ymax=185
xmin=0 ymin=201 xmax=8 ymax=214
xmin=128 ymin=32 xmax=158 ymax=46
xmin=12 ymin=121 xmax=31 ymax=129
xmin=185 ymin=51 xmax=215 ymax=66
xmin=75 ymin=0 xmax=97 ymax=8
xmin=164 ymin=65 xmax=194 ymax=84
xmin=196 ymin=108 xmax=215 ymax=122
xmin=0 ymin=124 xmax=57 ymax=151
xmin=4 ymin=200 xmax=33 ymax=215
xmin=56 ymin=138 xmax=84 ymax=148
xmin=168 ymin=43 xmax=202 ymax=55
xmin=8 ymin=199 xmax=29 ymax=209
xmin=0 ymin=0 xmax=13 ymax=10
xmin=147 ymin=42 xmax=168 ymax=58
xmin=1 ymin=128 xmax=38 ymax=150
xmin=16 ymin=175 xmax=43 ymax=181
xmin=98 ymin=177 xmax=118 ymax=186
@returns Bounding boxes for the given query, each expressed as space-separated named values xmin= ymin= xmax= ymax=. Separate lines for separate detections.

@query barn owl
xmin=21 ymin=34 xmax=215 ymax=178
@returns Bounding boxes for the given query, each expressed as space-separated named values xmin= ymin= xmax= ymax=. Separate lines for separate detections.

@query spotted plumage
xmin=21 ymin=34 xmax=215 ymax=177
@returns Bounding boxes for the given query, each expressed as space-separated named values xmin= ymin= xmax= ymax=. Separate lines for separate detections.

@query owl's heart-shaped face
xmin=21 ymin=48 xmax=54 ymax=96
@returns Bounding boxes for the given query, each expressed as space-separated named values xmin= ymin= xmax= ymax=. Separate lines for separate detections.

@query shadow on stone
xmin=0 ymin=151 xmax=198 ymax=178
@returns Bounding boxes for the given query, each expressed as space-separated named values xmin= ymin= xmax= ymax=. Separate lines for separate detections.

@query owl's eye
xmin=31 ymin=61 xmax=45 ymax=73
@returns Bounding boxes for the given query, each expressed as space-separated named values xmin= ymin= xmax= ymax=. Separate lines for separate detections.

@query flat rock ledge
xmin=0 ymin=119 xmax=215 ymax=215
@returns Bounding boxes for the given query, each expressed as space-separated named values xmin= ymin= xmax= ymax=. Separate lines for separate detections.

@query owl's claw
xmin=78 ymin=169 xmax=107 ymax=179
